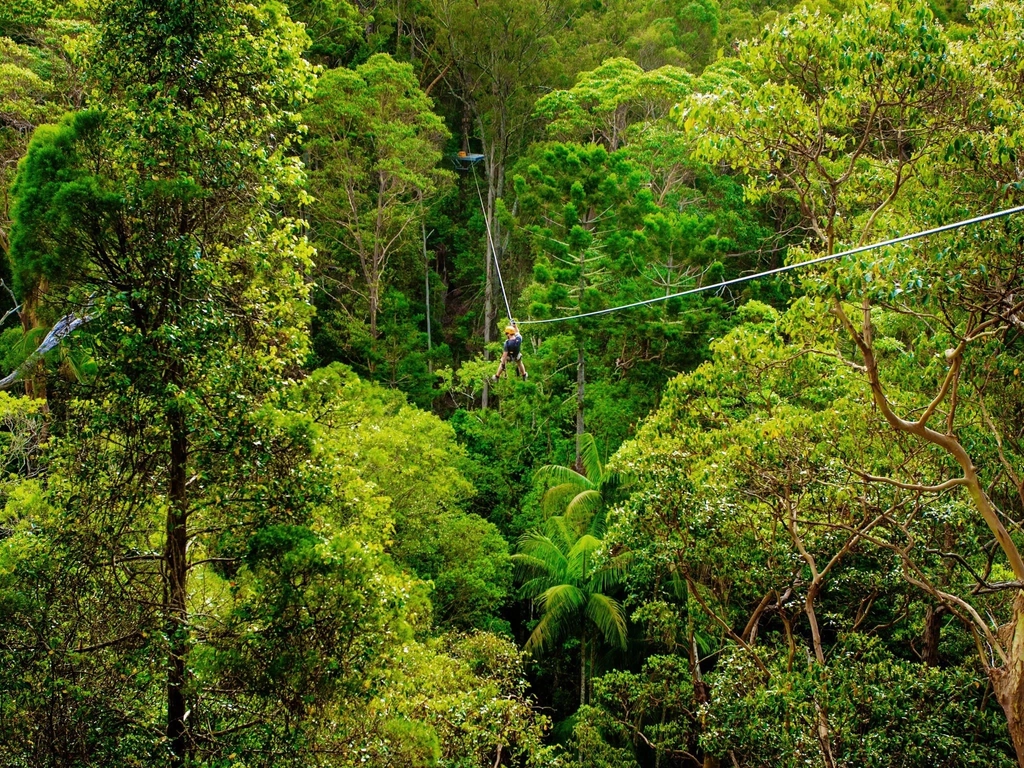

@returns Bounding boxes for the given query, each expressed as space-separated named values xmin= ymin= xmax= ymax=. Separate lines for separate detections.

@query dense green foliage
xmin=6 ymin=0 xmax=1024 ymax=765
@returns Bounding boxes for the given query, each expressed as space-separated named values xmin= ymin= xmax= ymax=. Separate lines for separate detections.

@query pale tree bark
xmin=574 ymin=240 xmax=587 ymax=470
xmin=479 ymin=123 xmax=506 ymax=410
xmin=482 ymin=228 xmax=493 ymax=410
xmin=0 ymin=304 xmax=87 ymax=395
xmin=783 ymin=486 xmax=880 ymax=768
xmin=835 ymin=297 xmax=1024 ymax=767
xmin=994 ymin=592 xmax=1024 ymax=765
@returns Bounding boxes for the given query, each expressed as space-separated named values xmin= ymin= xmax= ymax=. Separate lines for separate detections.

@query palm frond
xmin=668 ymin=567 xmax=687 ymax=600
xmin=586 ymin=503 xmax=609 ymax=539
xmin=511 ymin=552 xmax=558 ymax=579
xmin=586 ymin=592 xmax=628 ymax=650
xmin=18 ymin=326 xmax=47 ymax=354
xmin=524 ymin=609 xmax=563 ymax=655
xmin=540 ymin=482 xmax=585 ymax=518
xmin=536 ymin=583 xmax=586 ymax=615
xmin=586 ymin=559 xmax=628 ymax=595
xmin=537 ymin=458 xmax=597 ymax=520
xmin=578 ymin=432 xmax=604 ymax=485
xmin=568 ymin=533 xmax=604 ymax=561
xmin=514 ymin=532 xmax=568 ymax=577
xmin=568 ymin=533 xmax=605 ymax=580
xmin=61 ymin=347 xmax=97 ymax=383
xmin=518 ymin=575 xmax=559 ymax=599
xmin=601 ymin=469 xmax=630 ymax=496
xmin=694 ymin=628 xmax=715 ymax=656
xmin=544 ymin=515 xmax=578 ymax=555
xmin=534 ymin=463 xmax=592 ymax=486
xmin=564 ymin=489 xmax=603 ymax=530
xmin=526 ymin=583 xmax=587 ymax=654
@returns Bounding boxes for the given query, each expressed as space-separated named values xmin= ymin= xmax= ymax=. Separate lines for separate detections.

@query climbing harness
xmin=493 ymin=323 xmax=528 ymax=381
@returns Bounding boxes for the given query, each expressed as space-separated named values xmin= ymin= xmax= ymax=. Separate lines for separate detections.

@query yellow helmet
xmin=504 ymin=325 xmax=517 ymax=336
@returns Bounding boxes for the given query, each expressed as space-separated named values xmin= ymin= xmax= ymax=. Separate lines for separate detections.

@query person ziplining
xmin=492 ymin=321 xmax=528 ymax=381
xmin=477 ymin=204 xmax=1024 ymax=390
xmin=450 ymin=145 xmax=530 ymax=385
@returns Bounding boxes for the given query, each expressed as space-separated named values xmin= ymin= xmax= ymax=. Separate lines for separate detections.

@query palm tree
xmin=514 ymin=513 xmax=628 ymax=706
xmin=533 ymin=432 xmax=622 ymax=533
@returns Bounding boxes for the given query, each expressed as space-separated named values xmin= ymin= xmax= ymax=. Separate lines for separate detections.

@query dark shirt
xmin=504 ymin=333 xmax=522 ymax=356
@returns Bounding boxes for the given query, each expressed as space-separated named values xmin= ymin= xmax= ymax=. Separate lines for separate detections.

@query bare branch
xmin=852 ymin=470 xmax=968 ymax=493
xmin=685 ymin=575 xmax=771 ymax=675
xmin=0 ymin=309 xmax=94 ymax=390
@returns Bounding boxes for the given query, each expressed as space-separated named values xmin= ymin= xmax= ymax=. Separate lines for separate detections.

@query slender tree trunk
xmin=689 ymin=630 xmax=710 ymax=706
xmin=589 ymin=640 xmax=597 ymax=705
xmin=370 ymin=175 xmax=387 ymax=345
xmin=478 ymin=115 xmax=506 ymax=410
xmin=423 ymin=221 xmax=432 ymax=373
xmin=482 ymin=248 xmax=493 ymax=409
xmin=804 ymin=578 xmax=836 ymax=766
xmin=489 ymin=165 xmax=506 ymax=324
xmin=367 ymin=278 xmax=380 ymax=376
xmin=575 ymin=344 xmax=585 ymax=472
xmin=166 ymin=402 xmax=189 ymax=767
xmin=805 ymin=582 xmax=825 ymax=665
xmin=21 ymin=282 xmax=46 ymax=401
xmin=814 ymin=698 xmax=837 ymax=768
xmin=690 ymin=632 xmax=717 ymax=768
xmin=575 ymin=238 xmax=586 ymax=470
xmin=369 ymin=279 xmax=379 ymax=340
xmin=580 ymin=631 xmax=587 ymax=707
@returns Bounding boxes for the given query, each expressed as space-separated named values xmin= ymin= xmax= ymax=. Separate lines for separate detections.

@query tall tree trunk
xmin=805 ymin=582 xmax=825 ymax=665
xmin=580 ymin=631 xmax=587 ymax=708
xmin=165 ymin=402 xmax=189 ymax=767
xmin=489 ymin=165 xmax=507 ymax=324
xmin=575 ymin=344 xmax=585 ymax=472
xmin=422 ymin=220 xmax=432 ymax=373
xmin=478 ymin=116 xmax=506 ymax=410
xmin=922 ymin=604 xmax=945 ymax=666
xmin=369 ymin=279 xmax=379 ymax=340
xmin=690 ymin=631 xmax=717 ymax=768
xmin=814 ymin=698 xmax=837 ymax=768
xmin=574 ymin=239 xmax=586 ymax=470
xmin=482 ymin=236 xmax=493 ymax=410
xmin=689 ymin=630 xmax=710 ymax=706
xmin=992 ymin=592 xmax=1024 ymax=768
xmin=21 ymin=281 xmax=47 ymax=401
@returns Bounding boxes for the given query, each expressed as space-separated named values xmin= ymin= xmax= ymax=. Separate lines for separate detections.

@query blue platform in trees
xmin=450 ymin=152 xmax=485 ymax=170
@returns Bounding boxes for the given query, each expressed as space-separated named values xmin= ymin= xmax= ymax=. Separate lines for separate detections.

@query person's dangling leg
xmin=516 ymin=357 xmax=527 ymax=379
xmin=492 ymin=351 xmax=510 ymax=381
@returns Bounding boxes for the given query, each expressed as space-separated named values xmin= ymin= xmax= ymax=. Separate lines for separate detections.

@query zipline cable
xmin=472 ymin=164 xmax=514 ymax=323
xmin=517 ymin=203 xmax=1024 ymax=326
